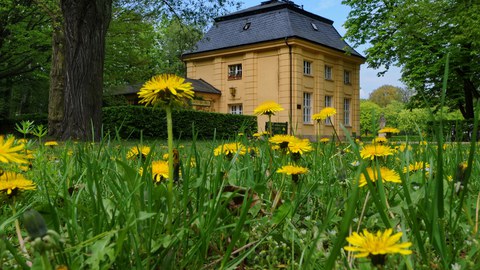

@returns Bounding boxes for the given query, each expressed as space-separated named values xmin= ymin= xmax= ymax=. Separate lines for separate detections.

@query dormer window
xmin=228 ymin=64 xmax=242 ymax=80
xmin=311 ymin=22 xmax=318 ymax=31
xmin=243 ymin=22 xmax=251 ymax=30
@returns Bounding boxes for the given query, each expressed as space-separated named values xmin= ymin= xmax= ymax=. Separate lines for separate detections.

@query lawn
xmin=1 ymin=129 xmax=479 ymax=269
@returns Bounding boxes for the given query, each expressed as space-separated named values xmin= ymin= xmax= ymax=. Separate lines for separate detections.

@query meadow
xmin=1 ymin=122 xmax=479 ymax=269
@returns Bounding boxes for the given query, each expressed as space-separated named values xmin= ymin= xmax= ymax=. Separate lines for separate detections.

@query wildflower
xmin=312 ymin=107 xmax=337 ymax=121
xmin=0 ymin=136 xmax=28 ymax=164
xmin=213 ymin=143 xmax=246 ymax=157
xmin=0 ymin=172 xmax=36 ymax=196
xmin=44 ymin=141 xmax=58 ymax=147
xmin=344 ymin=228 xmax=412 ymax=266
xmin=319 ymin=137 xmax=330 ymax=143
xmin=360 ymin=144 xmax=394 ymax=160
xmin=277 ymin=164 xmax=309 ymax=183
xmin=403 ymin=161 xmax=429 ymax=174
xmin=137 ymin=74 xmax=194 ymax=106
xmin=253 ymin=101 xmax=284 ymax=116
xmin=152 ymin=160 xmax=169 ymax=182
xmin=455 ymin=162 xmax=468 ymax=194
xmin=372 ymin=137 xmax=388 ymax=144
xmin=395 ymin=144 xmax=412 ymax=152
xmin=287 ymin=138 xmax=313 ymax=155
xmin=269 ymin=134 xmax=297 ymax=149
xmin=127 ymin=146 xmax=151 ymax=160
xmin=359 ymin=167 xmax=401 ymax=187
xmin=378 ymin=127 xmax=400 ymax=134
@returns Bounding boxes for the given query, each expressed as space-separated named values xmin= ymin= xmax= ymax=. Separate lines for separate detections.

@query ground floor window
xmin=344 ymin=98 xmax=351 ymax=126
xmin=325 ymin=95 xmax=333 ymax=125
xmin=229 ymin=104 xmax=243 ymax=115
xmin=303 ymin=92 xmax=312 ymax=124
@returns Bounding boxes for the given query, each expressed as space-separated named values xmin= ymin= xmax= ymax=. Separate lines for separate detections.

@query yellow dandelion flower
xmin=253 ymin=101 xmax=284 ymax=116
xmin=213 ymin=143 xmax=246 ymax=157
xmin=152 ymin=160 xmax=169 ymax=182
xmin=0 ymin=171 xmax=36 ymax=196
xmin=344 ymin=229 xmax=412 ymax=266
xmin=360 ymin=144 xmax=394 ymax=160
xmin=127 ymin=146 xmax=151 ymax=160
xmin=403 ymin=161 xmax=429 ymax=174
xmin=276 ymin=165 xmax=309 ymax=175
xmin=138 ymin=74 xmax=194 ymax=106
xmin=44 ymin=141 xmax=58 ymax=146
xmin=319 ymin=137 xmax=330 ymax=143
xmin=269 ymin=134 xmax=297 ymax=146
xmin=0 ymin=136 xmax=28 ymax=164
xmin=287 ymin=138 xmax=313 ymax=155
xmin=378 ymin=127 xmax=400 ymax=134
xmin=359 ymin=167 xmax=401 ymax=187
xmin=312 ymin=107 xmax=337 ymax=121
xmin=372 ymin=137 xmax=388 ymax=144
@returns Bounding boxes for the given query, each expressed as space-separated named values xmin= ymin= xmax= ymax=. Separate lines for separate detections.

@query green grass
xmin=1 ymin=130 xmax=480 ymax=269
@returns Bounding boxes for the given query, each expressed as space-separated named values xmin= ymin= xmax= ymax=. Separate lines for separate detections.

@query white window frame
xmin=344 ymin=70 xmax=351 ymax=84
xmin=303 ymin=92 xmax=312 ymax=124
xmin=344 ymin=98 xmax=351 ymax=126
xmin=229 ymin=104 xmax=243 ymax=115
xmin=228 ymin=64 xmax=242 ymax=80
xmin=325 ymin=95 xmax=333 ymax=125
xmin=325 ymin=65 xmax=333 ymax=80
xmin=303 ymin=61 xmax=312 ymax=75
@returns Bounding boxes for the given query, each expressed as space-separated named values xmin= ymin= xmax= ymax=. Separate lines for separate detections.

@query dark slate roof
xmin=108 ymin=78 xmax=221 ymax=95
xmin=183 ymin=0 xmax=364 ymax=59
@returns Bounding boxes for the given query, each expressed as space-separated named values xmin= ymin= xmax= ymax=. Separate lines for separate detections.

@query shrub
xmin=102 ymin=106 xmax=257 ymax=140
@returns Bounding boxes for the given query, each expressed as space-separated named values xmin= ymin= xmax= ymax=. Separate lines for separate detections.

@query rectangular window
xmin=303 ymin=92 xmax=312 ymax=124
xmin=344 ymin=98 xmax=351 ymax=126
xmin=325 ymin=65 xmax=332 ymax=80
xmin=229 ymin=104 xmax=243 ymax=115
xmin=303 ymin=61 xmax=312 ymax=75
xmin=325 ymin=95 xmax=333 ymax=125
xmin=228 ymin=64 xmax=242 ymax=80
xmin=344 ymin=70 xmax=351 ymax=84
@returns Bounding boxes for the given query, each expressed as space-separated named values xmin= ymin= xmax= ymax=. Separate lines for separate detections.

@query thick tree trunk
xmin=48 ymin=20 xmax=65 ymax=137
xmin=60 ymin=0 xmax=112 ymax=141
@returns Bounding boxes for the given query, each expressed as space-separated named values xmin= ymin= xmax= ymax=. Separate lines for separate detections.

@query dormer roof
xmin=184 ymin=0 xmax=364 ymax=59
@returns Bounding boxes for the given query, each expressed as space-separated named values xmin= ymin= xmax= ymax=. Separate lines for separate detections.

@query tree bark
xmin=60 ymin=0 xmax=112 ymax=141
xmin=48 ymin=19 xmax=65 ymax=137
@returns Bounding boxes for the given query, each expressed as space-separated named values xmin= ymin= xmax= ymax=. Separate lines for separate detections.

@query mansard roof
xmin=184 ymin=0 xmax=364 ymax=59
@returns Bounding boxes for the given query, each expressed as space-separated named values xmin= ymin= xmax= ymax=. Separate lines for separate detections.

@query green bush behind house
xmin=102 ymin=106 xmax=257 ymax=139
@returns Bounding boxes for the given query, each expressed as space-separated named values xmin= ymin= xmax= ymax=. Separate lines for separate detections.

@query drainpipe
xmin=285 ymin=38 xmax=293 ymax=135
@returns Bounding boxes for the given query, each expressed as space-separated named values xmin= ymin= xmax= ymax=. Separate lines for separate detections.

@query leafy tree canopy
xmin=369 ymin=85 xmax=405 ymax=107
xmin=343 ymin=0 xmax=480 ymax=119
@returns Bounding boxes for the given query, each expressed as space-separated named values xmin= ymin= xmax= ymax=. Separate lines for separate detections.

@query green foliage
xmin=381 ymin=100 xmax=404 ymax=129
xmin=368 ymin=85 xmax=406 ymax=107
xmin=359 ymin=100 xmax=381 ymax=135
xmin=343 ymin=0 xmax=480 ymax=119
xmin=102 ymin=106 xmax=257 ymax=139
xmin=396 ymin=108 xmax=430 ymax=134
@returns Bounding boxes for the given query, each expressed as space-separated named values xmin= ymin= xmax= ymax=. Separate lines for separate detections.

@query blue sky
xmin=235 ymin=0 xmax=404 ymax=99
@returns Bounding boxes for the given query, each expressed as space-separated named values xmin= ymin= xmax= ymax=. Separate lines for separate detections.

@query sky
xmin=235 ymin=0 xmax=405 ymax=99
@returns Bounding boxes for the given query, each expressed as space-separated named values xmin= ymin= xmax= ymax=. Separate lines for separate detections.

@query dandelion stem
xmin=166 ymin=105 xmax=174 ymax=233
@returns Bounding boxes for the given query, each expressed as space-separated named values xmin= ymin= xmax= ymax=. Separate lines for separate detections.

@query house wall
xmin=184 ymin=38 xmax=363 ymax=139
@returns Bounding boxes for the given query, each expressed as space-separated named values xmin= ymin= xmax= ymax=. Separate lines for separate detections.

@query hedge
xmin=102 ymin=106 xmax=257 ymax=140
xmin=425 ymin=119 xmax=480 ymax=141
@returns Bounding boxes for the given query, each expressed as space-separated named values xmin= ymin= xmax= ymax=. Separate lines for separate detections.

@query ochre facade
xmin=184 ymin=38 xmax=363 ymax=139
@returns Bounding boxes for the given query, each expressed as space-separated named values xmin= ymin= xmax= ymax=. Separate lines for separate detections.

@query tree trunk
xmin=60 ymin=0 xmax=112 ymax=141
xmin=48 ymin=19 xmax=65 ymax=137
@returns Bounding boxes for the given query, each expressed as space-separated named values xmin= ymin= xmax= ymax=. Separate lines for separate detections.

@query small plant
xmin=15 ymin=120 xmax=35 ymax=139
xmin=30 ymin=125 xmax=48 ymax=143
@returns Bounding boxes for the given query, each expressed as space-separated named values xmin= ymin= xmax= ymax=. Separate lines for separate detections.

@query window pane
xmin=303 ymin=92 xmax=312 ymax=124
xmin=325 ymin=65 xmax=332 ymax=80
xmin=344 ymin=99 xmax=350 ymax=125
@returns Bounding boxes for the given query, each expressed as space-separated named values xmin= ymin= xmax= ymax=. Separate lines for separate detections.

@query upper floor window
xmin=303 ymin=92 xmax=312 ymax=124
xmin=228 ymin=64 xmax=242 ymax=80
xmin=344 ymin=98 xmax=351 ymax=126
xmin=229 ymin=104 xmax=243 ymax=115
xmin=325 ymin=65 xmax=333 ymax=80
xmin=304 ymin=61 xmax=312 ymax=75
xmin=344 ymin=70 xmax=351 ymax=84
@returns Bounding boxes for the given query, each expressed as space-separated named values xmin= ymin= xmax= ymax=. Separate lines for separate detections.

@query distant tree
xmin=368 ymin=85 xmax=404 ymax=107
xmin=343 ymin=0 xmax=480 ymax=119
xmin=397 ymin=108 xmax=430 ymax=134
xmin=360 ymin=100 xmax=381 ymax=135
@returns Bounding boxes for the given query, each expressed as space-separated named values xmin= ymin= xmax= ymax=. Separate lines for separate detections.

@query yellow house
xmin=182 ymin=0 xmax=365 ymax=139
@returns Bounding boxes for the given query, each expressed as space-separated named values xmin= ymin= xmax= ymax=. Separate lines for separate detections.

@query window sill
xmin=325 ymin=79 xmax=334 ymax=82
